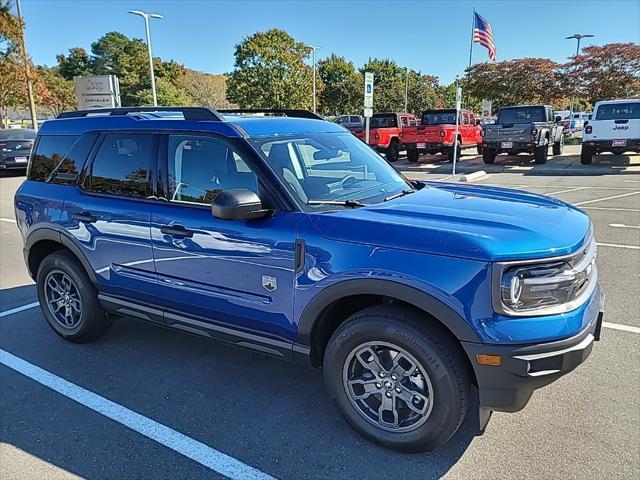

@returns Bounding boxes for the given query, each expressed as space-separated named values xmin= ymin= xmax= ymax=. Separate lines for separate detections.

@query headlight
xmin=493 ymin=238 xmax=597 ymax=316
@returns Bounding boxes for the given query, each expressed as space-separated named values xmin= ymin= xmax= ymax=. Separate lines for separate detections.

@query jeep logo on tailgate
xmin=613 ymin=125 xmax=629 ymax=131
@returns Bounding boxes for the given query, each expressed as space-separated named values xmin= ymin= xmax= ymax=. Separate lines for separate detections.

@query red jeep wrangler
xmin=354 ymin=112 xmax=418 ymax=162
xmin=412 ymin=109 xmax=483 ymax=162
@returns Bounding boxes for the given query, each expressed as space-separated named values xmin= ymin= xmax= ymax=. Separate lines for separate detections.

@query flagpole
xmin=467 ymin=6 xmax=475 ymax=71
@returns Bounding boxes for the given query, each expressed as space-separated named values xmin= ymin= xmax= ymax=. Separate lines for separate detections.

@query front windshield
xmin=252 ymin=132 xmax=412 ymax=208
xmin=422 ymin=111 xmax=457 ymax=125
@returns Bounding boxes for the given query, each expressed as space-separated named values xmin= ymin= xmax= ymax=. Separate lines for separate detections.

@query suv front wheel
xmin=36 ymin=250 xmax=112 ymax=342
xmin=323 ymin=305 xmax=469 ymax=452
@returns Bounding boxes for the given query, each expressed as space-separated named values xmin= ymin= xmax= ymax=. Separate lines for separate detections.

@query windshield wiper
xmin=383 ymin=190 xmax=415 ymax=202
xmin=307 ymin=199 xmax=367 ymax=208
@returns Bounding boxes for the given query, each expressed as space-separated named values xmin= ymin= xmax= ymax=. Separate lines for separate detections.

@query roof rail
xmin=57 ymin=106 xmax=224 ymax=121
xmin=218 ymin=109 xmax=324 ymax=120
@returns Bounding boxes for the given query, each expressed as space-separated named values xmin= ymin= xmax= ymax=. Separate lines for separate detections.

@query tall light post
xmin=15 ymin=0 xmax=38 ymax=131
xmin=310 ymin=45 xmax=321 ymax=114
xmin=404 ymin=67 xmax=409 ymax=113
xmin=129 ymin=10 xmax=163 ymax=106
xmin=566 ymin=33 xmax=594 ymax=124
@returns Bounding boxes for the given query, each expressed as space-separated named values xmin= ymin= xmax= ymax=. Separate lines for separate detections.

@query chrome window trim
xmin=491 ymin=233 xmax=598 ymax=317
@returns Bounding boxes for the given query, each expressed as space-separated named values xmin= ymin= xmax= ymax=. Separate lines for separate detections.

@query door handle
xmin=71 ymin=211 xmax=97 ymax=223
xmin=160 ymin=224 xmax=194 ymax=238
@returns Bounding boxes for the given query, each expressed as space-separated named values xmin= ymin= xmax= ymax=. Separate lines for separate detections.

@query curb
xmin=459 ymin=171 xmax=488 ymax=182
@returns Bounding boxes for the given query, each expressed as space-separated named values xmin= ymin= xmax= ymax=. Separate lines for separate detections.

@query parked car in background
xmin=482 ymin=105 xmax=564 ymax=164
xmin=14 ymin=106 xmax=603 ymax=453
xmin=0 ymin=128 xmax=36 ymax=172
xmin=336 ymin=115 xmax=364 ymax=132
xmin=408 ymin=109 xmax=483 ymax=162
xmin=354 ymin=112 xmax=418 ymax=162
xmin=581 ymin=99 xmax=640 ymax=164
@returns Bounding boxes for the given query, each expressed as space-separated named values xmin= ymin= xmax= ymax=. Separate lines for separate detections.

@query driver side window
xmin=167 ymin=135 xmax=259 ymax=205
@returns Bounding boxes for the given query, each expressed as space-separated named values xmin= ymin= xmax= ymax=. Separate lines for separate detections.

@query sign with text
xmin=482 ymin=99 xmax=492 ymax=118
xmin=364 ymin=72 xmax=374 ymax=108
xmin=455 ymin=86 xmax=462 ymax=111
xmin=74 ymin=75 xmax=121 ymax=110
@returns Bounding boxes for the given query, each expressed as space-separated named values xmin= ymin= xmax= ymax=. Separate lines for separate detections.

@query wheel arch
xmin=25 ymin=227 xmax=98 ymax=286
xmin=295 ymin=279 xmax=481 ymax=368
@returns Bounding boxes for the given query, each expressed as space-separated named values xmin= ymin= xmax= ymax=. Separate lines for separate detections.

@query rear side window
xmin=88 ymin=134 xmax=153 ymax=199
xmin=28 ymin=135 xmax=78 ymax=182
xmin=596 ymin=102 xmax=640 ymax=120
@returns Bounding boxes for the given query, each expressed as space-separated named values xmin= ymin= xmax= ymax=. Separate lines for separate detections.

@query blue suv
xmin=15 ymin=107 xmax=603 ymax=452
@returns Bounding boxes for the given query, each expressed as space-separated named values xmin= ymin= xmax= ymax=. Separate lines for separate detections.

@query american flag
xmin=473 ymin=12 xmax=496 ymax=62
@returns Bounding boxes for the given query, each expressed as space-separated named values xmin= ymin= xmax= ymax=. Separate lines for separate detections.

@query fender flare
xmin=25 ymin=225 xmax=99 ymax=286
xmin=296 ymin=278 xmax=481 ymax=348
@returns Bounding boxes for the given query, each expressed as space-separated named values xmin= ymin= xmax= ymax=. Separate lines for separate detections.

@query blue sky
xmin=19 ymin=0 xmax=640 ymax=84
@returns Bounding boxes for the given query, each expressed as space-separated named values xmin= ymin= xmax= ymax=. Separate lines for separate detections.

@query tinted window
xmin=596 ymin=102 xmax=640 ymax=120
xmin=370 ymin=114 xmax=397 ymax=128
xmin=422 ymin=111 xmax=457 ymax=125
xmin=167 ymin=135 xmax=258 ymax=205
xmin=498 ymin=107 xmax=545 ymax=124
xmin=28 ymin=135 xmax=79 ymax=182
xmin=89 ymin=134 xmax=152 ymax=198
xmin=0 ymin=129 xmax=36 ymax=140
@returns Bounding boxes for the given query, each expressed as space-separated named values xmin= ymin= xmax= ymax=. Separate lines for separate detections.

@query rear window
xmin=28 ymin=135 xmax=79 ymax=182
xmin=422 ymin=111 xmax=457 ymax=125
xmin=0 ymin=129 xmax=36 ymax=141
xmin=370 ymin=114 xmax=397 ymax=128
xmin=497 ymin=107 xmax=545 ymax=124
xmin=595 ymin=102 xmax=640 ymax=120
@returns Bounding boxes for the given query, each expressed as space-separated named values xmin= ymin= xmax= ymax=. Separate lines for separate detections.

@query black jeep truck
xmin=481 ymin=105 xmax=564 ymax=164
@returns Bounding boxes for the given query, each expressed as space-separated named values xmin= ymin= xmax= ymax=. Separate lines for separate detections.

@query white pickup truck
xmin=581 ymin=99 xmax=640 ymax=164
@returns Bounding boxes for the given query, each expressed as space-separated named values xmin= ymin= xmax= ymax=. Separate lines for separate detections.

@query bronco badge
xmin=262 ymin=275 xmax=277 ymax=292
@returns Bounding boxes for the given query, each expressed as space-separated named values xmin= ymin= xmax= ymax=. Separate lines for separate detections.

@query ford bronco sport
xmin=15 ymin=106 xmax=603 ymax=452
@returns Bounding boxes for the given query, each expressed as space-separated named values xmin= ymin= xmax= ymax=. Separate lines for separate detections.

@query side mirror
xmin=475 ymin=119 xmax=482 ymax=126
xmin=583 ymin=120 xmax=589 ymax=126
xmin=211 ymin=189 xmax=271 ymax=220
xmin=554 ymin=116 xmax=562 ymax=123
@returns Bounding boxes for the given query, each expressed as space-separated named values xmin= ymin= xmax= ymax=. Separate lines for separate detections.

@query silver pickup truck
xmin=481 ymin=105 xmax=564 ymax=164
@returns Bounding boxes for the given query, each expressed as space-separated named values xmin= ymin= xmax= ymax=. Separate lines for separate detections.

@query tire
xmin=482 ymin=149 xmax=496 ymax=164
xmin=476 ymin=144 xmax=483 ymax=155
xmin=534 ymin=142 xmax=548 ymax=164
xmin=386 ymin=139 xmax=400 ymax=163
xmin=580 ymin=144 xmax=593 ymax=165
xmin=323 ymin=305 xmax=469 ymax=452
xmin=407 ymin=149 xmax=420 ymax=163
xmin=36 ymin=250 xmax=112 ymax=342
xmin=445 ymin=139 xmax=461 ymax=163
xmin=552 ymin=135 xmax=563 ymax=156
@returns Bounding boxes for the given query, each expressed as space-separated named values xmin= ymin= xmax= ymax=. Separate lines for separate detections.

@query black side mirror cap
xmin=211 ymin=189 xmax=272 ymax=220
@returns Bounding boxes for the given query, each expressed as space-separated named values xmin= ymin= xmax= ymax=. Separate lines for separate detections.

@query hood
xmin=310 ymin=183 xmax=591 ymax=262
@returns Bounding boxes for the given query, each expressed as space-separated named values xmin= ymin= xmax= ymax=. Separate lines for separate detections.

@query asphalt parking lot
xmin=1 ymin=145 xmax=639 ymax=480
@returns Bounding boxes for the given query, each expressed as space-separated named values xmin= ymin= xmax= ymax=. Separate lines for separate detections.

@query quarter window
xmin=89 ymin=134 xmax=152 ymax=198
xmin=167 ymin=135 xmax=259 ymax=205
xmin=28 ymin=135 xmax=79 ymax=182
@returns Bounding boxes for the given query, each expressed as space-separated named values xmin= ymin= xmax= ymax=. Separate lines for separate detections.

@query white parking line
xmin=0 ymin=217 xmax=17 ymax=224
xmin=583 ymin=207 xmax=640 ymax=212
xmin=609 ymin=223 xmax=640 ymax=230
xmin=0 ymin=348 xmax=277 ymax=480
xmin=547 ymin=187 xmax=586 ymax=195
xmin=574 ymin=191 xmax=640 ymax=206
xmin=597 ymin=242 xmax=640 ymax=250
xmin=0 ymin=301 xmax=39 ymax=318
xmin=602 ymin=322 xmax=640 ymax=334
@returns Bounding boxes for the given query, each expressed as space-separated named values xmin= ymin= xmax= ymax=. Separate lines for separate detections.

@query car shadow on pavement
xmin=0 ymin=287 xmax=478 ymax=480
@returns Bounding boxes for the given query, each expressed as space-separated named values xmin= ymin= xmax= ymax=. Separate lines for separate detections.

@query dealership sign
xmin=74 ymin=75 xmax=121 ymax=110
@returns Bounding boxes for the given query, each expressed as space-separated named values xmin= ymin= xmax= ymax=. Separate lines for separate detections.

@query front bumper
xmin=462 ymin=306 xmax=603 ymax=413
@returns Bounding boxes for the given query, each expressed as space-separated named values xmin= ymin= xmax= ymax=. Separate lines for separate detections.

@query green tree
xmin=227 ymin=28 xmax=313 ymax=109
xmin=56 ymin=47 xmax=92 ymax=79
xmin=317 ymin=54 xmax=361 ymax=115
xmin=178 ymin=70 xmax=235 ymax=108
xmin=37 ymin=66 xmax=76 ymax=116
xmin=435 ymin=83 xmax=456 ymax=108
xmin=0 ymin=0 xmax=23 ymax=125
xmin=406 ymin=71 xmax=439 ymax=114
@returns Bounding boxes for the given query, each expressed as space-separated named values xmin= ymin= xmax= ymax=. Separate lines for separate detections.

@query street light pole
xmin=404 ymin=67 xmax=409 ymax=113
xmin=129 ymin=10 xmax=163 ymax=107
xmin=565 ymin=33 xmax=594 ymax=126
xmin=15 ymin=0 xmax=38 ymax=131
xmin=310 ymin=45 xmax=321 ymax=114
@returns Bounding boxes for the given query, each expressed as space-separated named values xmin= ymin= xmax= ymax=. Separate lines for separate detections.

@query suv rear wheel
xmin=534 ymin=142 xmax=548 ymax=164
xmin=386 ymin=139 xmax=400 ymax=163
xmin=445 ymin=139 xmax=461 ymax=162
xmin=482 ymin=149 xmax=496 ymax=164
xmin=36 ymin=251 xmax=112 ymax=342
xmin=407 ymin=149 xmax=420 ymax=163
xmin=323 ymin=305 xmax=469 ymax=452
xmin=580 ymin=144 xmax=593 ymax=164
